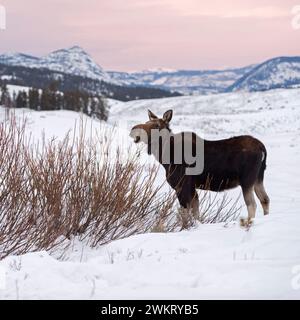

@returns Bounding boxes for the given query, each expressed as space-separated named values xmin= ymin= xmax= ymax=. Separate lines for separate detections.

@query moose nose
xmin=129 ymin=126 xmax=139 ymax=142
xmin=133 ymin=136 xmax=141 ymax=143
xmin=130 ymin=125 xmax=145 ymax=143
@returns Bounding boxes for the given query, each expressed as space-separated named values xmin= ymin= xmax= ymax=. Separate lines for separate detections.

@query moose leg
xmin=177 ymin=186 xmax=199 ymax=218
xmin=176 ymin=180 xmax=199 ymax=229
xmin=242 ymin=186 xmax=257 ymax=220
xmin=254 ymin=182 xmax=270 ymax=215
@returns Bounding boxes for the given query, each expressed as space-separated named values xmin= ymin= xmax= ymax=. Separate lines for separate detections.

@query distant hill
xmin=0 ymin=46 xmax=115 ymax=83
xmin=0 ymin=47 xmax=181 ymax=101
xmin=1 ymin=46 xmax=300 ymax=97
xmin=109 ymin=65 xmax=256 ymax=95
xmin=227 ymin=56 xmax=300 ymax=92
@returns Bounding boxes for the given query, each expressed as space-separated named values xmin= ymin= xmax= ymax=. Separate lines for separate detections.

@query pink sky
xmin=0 ymin=0 xmax=300 ymax=71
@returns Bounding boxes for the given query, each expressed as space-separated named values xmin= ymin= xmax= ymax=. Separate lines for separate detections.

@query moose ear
xmin=148 ymin=109 xmax=158 ymax=121
xmin=163 ymin=110 xmax=173 ymax=123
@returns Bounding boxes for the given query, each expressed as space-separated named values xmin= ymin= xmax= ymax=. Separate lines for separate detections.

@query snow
xmin=2 ymin=48 xmax=299 ymax=96
xmin=1 ymin=87 xmax=300 ymax=299
xmin=109 ymin=65 xmax=255 ymax=95
xmin=229 ymin=57 xmax=300 ymax=92
xmin=0 ymin=75 xmax=15 ymax=81
xmin=1 ymin=215 xmax=300 ymax=299
xmin=6 ymin=84 xmax=30 ymax=95
xmin=140 ymin=68 xmax=178 ymax=74
xmin=108 ymin=87 xmax=300 ymax=137
xmin=0 ymin=85 xmax=32 ymax=100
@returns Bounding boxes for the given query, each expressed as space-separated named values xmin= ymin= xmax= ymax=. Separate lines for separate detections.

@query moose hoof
xmin=239 ymin=217 xmax=254 ymax=231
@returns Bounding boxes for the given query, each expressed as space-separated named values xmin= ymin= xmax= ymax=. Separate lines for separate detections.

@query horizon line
xmin=1 ymin=45 xmax=300 ymax=73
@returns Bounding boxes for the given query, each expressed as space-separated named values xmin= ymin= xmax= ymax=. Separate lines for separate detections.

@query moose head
xmin=129 ymin=109 xmax=173 ymax=144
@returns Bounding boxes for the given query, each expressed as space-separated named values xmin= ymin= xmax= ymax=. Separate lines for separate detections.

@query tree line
xmin=0 ymin=64 xmax=181 ymax=102
xmin=0 ymin=82 xmax=108 ymax=121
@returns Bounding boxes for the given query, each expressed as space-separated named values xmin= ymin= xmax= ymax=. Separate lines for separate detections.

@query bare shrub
xmin=0 ymin=117 xmax=178 ymax=259
xmin=197 ymin=189 xmax=241 ymax=224
xmin=0 ymin=115 xmax=241 ymax=259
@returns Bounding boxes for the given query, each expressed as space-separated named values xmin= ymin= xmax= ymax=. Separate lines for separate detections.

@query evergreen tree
xmin=82 ymin=94 xmax=89 ymax=115
xmin=11 ymin=91 xmax=17 ymax=108
xmin=28 ymin=88 xmax=40 ymax=110
xmin=91 ymin=96 xmax=108 ymax=121
xmin=0 ymin=83 xmax=12 ymax=108
xmin=48 ymin=81 xmax=59 ymax=93
xmin=1 ymin=82 xmax=108 ymax=121
xmin=64 ymin=91 xmax=76 ymax=111
xmin=40 ymin=88 xmax=52 ymax=111
xmin=15 ymin=91 xmax=28 ymax=109
xmin=56 ymin=93 xmax=64 ymax=110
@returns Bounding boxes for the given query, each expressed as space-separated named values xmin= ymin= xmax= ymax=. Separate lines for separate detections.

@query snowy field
xmin=0 ymin=87 xmax=300 ymax=299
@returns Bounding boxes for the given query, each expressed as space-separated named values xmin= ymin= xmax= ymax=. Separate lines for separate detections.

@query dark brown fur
xmin=130 ymin=110 xmax=270 ymax=219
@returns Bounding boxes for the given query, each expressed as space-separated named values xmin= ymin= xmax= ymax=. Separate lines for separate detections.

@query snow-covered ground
xmin=0 ymin=87 xmax=300 ymax=299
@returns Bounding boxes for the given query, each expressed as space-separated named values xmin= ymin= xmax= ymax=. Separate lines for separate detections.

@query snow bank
xmin=0 ymin=88 xmax=300 ymax=299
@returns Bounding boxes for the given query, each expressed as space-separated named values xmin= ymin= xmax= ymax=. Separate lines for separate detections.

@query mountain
xmin=227 ymin=56 xmax=300 ymax=92
xmin=1 ymin=46 xmax=300 ymax=96
xmin=40 ymin=46 xmax=113 ymax=82
xmin=0 ymin=46 xmax=182 ymax=101
xmin=0 ymin=46 xmax=114 ymax=83
xmin=108 ymin=65 xmax=256 ymax=95
xmin=110 ymin=57 xmax=300 ymax=95
xmin=0 ymin=63 xmax=181 ymax=101
xmin=0 ymin=53 xmax=40 ymax=66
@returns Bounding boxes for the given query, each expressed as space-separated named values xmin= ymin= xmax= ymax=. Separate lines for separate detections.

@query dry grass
xmin=0 ymin=115 xmax=241 ymax=260
xmin=197 ymin=188 xmax=241 ymax=224
xmin=0 ymin=117 xmax=177 ymax=259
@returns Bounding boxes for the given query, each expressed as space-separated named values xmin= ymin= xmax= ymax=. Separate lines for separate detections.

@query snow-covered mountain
xmin=110 ymin=57 xmax=300 ymax=95
xmin=0 ymin=53 xmax=40 ymax=66
xmin=228 ymin=56 xmax=300 ymax=92
xmin=1 ymin=46 xmax=300 ymax=95
xmin=0 ymin=47 xmax=182 ymax=101
xmin=0 ymin=46 xmax=257 ymax=94
xmin=109 ymin=66 xmax=256 ymax=95
xmin=0 ymin=46 xmax=114 ymax=83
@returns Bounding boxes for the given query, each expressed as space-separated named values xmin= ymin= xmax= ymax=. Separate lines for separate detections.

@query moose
xmin=130 ymin=110 xmax=270 ymax=222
